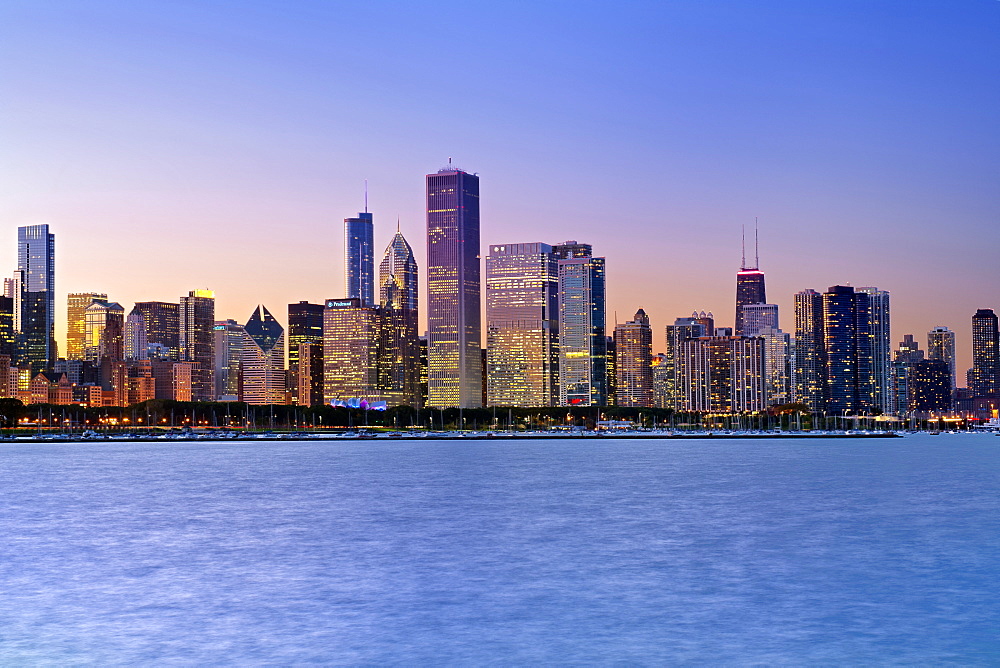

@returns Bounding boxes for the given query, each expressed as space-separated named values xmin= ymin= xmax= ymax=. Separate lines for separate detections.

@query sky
xmin=2 ymin=0 xmax=998 ymax=375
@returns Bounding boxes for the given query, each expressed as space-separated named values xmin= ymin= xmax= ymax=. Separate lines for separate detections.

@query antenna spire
xmin=741 ymin=224 xmax=746 ymax=269
xmin=364 ymin=179 xmax=368 ymax=213
xmin=754 ymin=216 xmax=759 ymax=269
xmin=396 ymin=217 xmax=400 ymax=233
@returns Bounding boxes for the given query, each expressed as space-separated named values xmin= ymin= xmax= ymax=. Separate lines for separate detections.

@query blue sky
xmin=2 ymin=0 xmax=998 ymax=371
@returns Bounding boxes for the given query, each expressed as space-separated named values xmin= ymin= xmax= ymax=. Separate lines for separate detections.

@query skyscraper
xmin=84 ymin=300 xmax=125 ymax=363
xmin=822 ymin=285 xmax=875 ymax=415
xmin=734 ymin=228 xmax=765 ymax=337
xmin=908 ymin=360 xmax=952 ymax=414
xmin=892 ymin=334 xmax=924 ymax=415
xmin=740 ymin=303 xmax=779 ymax=337
xmin=554 ymin=241 xmax=606 ymax=406
xmin=970 ymin=309 xmax=999 ymax=398
xmin=614 ymin=309 xmax=654 ymax=407
xmin=323 ymin=298 xmax=381 ymax=403
xmin=213 ymin=319 xmax=245 ymax=401
xmin=927 ymin=326 xmax=957 ymax=395
xmin=485 ymin=242 xmax=559 ymax=407
xmin=794 ymin=289 xmax=825 ymax=411
xmin=179 ymin=290 xmax=215 ymax=402
xmin=858 ymin=287 xmax=891 ymax=414
xmin=426 ymin=165 xmax=482 ymax=408
xmin=240 ymin=305 xmax=285 ymax=405
xmin=288 ymin=301 xmax=325 ymax=404
xmin=676 ymin=335 xmax=766 ymax=412
xmin=17 ymin=224 xmax=55 ymax=373
xmin=379 ymin=229 xmax=420 ymax=408
xmin=67 ymin=293 xmax=107 ymax=360
xmin=132 ymin=302 xmax=180 ymax=360
xmin=345 ymin=211 xmax=375 ymax=306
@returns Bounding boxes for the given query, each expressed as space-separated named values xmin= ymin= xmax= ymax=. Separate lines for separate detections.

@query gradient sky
xmin=2 ymin=1 xmax=998 ymax=374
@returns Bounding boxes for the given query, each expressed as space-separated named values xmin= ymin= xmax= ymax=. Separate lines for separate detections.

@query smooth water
xmin=1 ymin=434 xmax=998 ymax=665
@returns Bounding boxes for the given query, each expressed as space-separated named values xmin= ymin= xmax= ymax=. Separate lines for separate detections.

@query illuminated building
xmin=131 ymin=302 xmax=180 ymax=360
xmin=794 ymin=289 xmax=825 ymax=411
xmin=677 ymin=336 xmax=766 ymax=412
xmin=927 ymin=326 xmax=957 ymax=395
xmin=615 ymin=309 xmax=654 ymax=407
xmin=969 ymin=309 xmax=999 ymax=398
xmin=240 ymin=305 xmax=285 ymax=405
xmin=323 ymin=298 xmax=380 ymax=403
xmin=16 ymin=224 xmax=56 ymax=373
xmin=84 ymin=300 xmax=125 ymax=363
xmin=0 ymin=296 xmax=15 ymax=360
xmin=67 ymin=293 xmax=106 ymax=360
xmin=126 ymin=360 xmax=156 ymax=405
xmin=554 ymin=241 xmax=606 ymax=406
xmin=734 ymin=229 xmax=765 ymax=336
xmin=345 ymin=211 xmax=375 ymax=306
xmin=908 ymin=360 xmax=952 ymax=414
xmin=891 ymin=334 xmax=924 ymax=414
xmin=663 ymin=315 xmax=712 ymax=410
xmin=426 ymin=166 xmax=482 ymax=408
xmin=485 ymin=242 xmax=558 ymax=407
xmin=740 ymin=303 xmax=778 ymax=337
xmin=297 ymin=341 xmax=323 ymax=406
xmin=652 ymin=353 xmax=670 ymax=408
xmin=179 ymin=289 xmax=215 ymax=402
xmin=379 ymin=229 xmax=420 ymax=407
xmin=858 ymin=287 xmax=891 ymax=414
xmin=288 ymin=302 xmax=324 ymax=404
xmin=152 ymin=360 xmax=193 ymax=401
xmin=759 ymin=327 xmax=794 ymax=406
xmin=3 ymin=275 xmax=22 ymax=335
xmin=213 ymin=319 xmax=245 ymax=401
xmin=822 ymin=285 xmax=875 ymax=415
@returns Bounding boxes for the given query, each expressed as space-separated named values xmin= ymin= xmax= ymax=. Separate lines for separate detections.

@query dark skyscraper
xmin=179 ymin=289 xmax=215 ymax=402
xmin=133 ymin=301 xmax=180 ymax=360
xmin=822 ymin=285 xmax=875 ymax=415
xmin=970 ymin=308 xmax=999 ymax=398
xmin=17 ymin=224 xmax=56 ymax=373
xmin=908 ymin=360 xmax=952 ymax=413
xmin=426 ymin=165 xmax=482 ymax=408
xmin=288 ymin=301 xmax=325 ymax=405
xmin=379 ymin=229 xmax=420 ymax=408
xmin=734 ymin=227 xmax=765 ymax=337
xmin=345 ymin=211 xmax=375 ymax=306
xmin=554 ymin=241 xmax=606 ymax=406
xmin=794 ymin=289 xmax=826 ymax=411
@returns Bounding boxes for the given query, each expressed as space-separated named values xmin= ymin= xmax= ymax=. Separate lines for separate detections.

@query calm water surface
xmin=1 ymin=434 xmax=998 ymax=665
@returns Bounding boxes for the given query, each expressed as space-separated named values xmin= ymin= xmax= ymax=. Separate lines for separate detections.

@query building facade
xmin=927 ymin=326 xmax=957 ymax=396
xmin=858 ymin=287 xmax=891 ymax=414
xmin=240 ymin=305 xmax=285 ymax=405
xmin=213 ymin=319 xmax=245 ymax=401
xmin=67 ymin=292 xmax=107 ymax=360
xmin=17 ymin=224 xmax=56 ymax=373
xmin=614 ymin=309 xmax=654 ymax=407
xmin=379 ymin=230 xmax=420 ymax=407
xmin=554 ymin=241 xmax=606 ymax=406
xmin=970 ymin=309 xmax=999 ymax=398
xmin=288 ymin=301 xmax=324 ymax=405
xmin=345 ymin=211 xmax=375 ymax=306
xmin=323 ymin=298 xmax=381 ymax=403
xmin=179 ymin=289 xmax=215 ymax=402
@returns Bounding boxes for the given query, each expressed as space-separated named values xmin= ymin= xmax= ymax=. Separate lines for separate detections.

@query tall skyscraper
xmin=132 ymin=302 xmax=180 ymax=360
xmin=822 ymin=285 xmax=875 ymax=415
xmin=858 ymin=287 xmax=891 ymax=414
xmin=554 ymin=241 xmax=607 ymax=406
xmin=0 ymin=296 xmax=15 ymax=360
xmin=323 ymin=298 xmax=381 ymax=402
xmin=213 ymin=319 xmax=245 ymax=401
xmin=734 ymin=227 xmax=765 ymax=337
xmin=17 ymin=224 xmax=56 ymax=373
xmin=927 ymin=326 xmax=957 ymax=395
xmin=970 ymin=309 xmax=999 ymax=398
xmin=179 ymin=290 xmax=215 ymax=402
xmin=288 ymin=301 xmax=325 ymax=405
xmin=379 ymin=229 xmax=420 ymax=408
xmin=240 ymin=305 xmax=285 ymax=405
xmin=615 ymin=309 xmax=654 ymax=407
xmin=485 ymin=242 xmax=559 ymax=407
xmin=426 ymin=165 xmax=482 ymax=408
xmin=663 ymin=315 xmax=712 ymax=410
xmin=67 ymin=293 xmax=107 ymax=360
xmin=740 ymin=303 xmax=779 ymax=337
xmin=345 ymin=211 xmax=375 ymax=306
xmin=794 ymin=289 xmax=825 ymax=411
xmin=759 ymin=326 xmax=794 ymax=406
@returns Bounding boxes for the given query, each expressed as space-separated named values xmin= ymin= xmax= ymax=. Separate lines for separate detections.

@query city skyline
xmin=2 ymin=2 xmax=997 ymax=374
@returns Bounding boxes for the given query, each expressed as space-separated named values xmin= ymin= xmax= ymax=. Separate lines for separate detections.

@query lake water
xmin=1 ymin=434 xmax=998 ymax=665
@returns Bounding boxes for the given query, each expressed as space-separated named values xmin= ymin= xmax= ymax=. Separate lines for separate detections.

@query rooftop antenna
xmin=364 ymin=179 xmax=368 ymax=213
xmin=754 ymin=216 xmax=759 ymax=269
xmin=741 ymin=224 xmax=746 ymax=269
xmin=397 ymin=216 xmax=400 ymax=233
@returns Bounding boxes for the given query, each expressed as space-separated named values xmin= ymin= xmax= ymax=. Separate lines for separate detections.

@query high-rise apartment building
xmin=213 ymin=319 xmax=245 ymax=401
xmin=323 ymin=298 xmax=381 ymax=402
xmin=426 ymin=166 xmax=482 ymax=408
xmin=179 ymin=290 xmax=215 ymax=402
xmin=740 ymin=303 xmax=779 ymax=337
xmin=759 ymin=327 xmax=794 ymax=406
xmin=615 ymin=309 xmax=654 ymax=407
xmin=17 ymin=224 xmax=56 ymax=373
xmin=927 ymin=326 xmax=957 ymax=394
xmin=794 ymin=289 xmax=825 ymax=411
xmin=858 ymin=287 xmax=891 ymax=414
xmin=240 ymin=305 xmax=285 ymax=405
xmin=485 ymin=243 xmax=559 ymax=407
xmin=67 ymin=293 xmax=107 ymax=360
xmin=288 ymin=302 xmax=324 ymax=405
xmin=908 ymin=360 xmax=952 ymax=414
xmin=822 ymin=285 xmax=875 ymax=415
xmin=891 ymin=334 xmax=925 ymax=415
xmin=662 ymin=315 xmax=712 ymax=410
xmin=379 ymin=230 xmax=420 ymax=408
xmin=554 ymin=241 xmax=606 ymax=406
xmin=970 ymin=309 xmax=999 ymax=398
xmin=0 ymin=296 xmax=15 ymax=360
xmin=345 ymin=211 xmax=375 ymax=306
xmin=676 ymin=336 xmax=767 ymax=412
